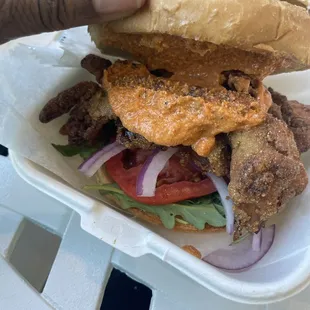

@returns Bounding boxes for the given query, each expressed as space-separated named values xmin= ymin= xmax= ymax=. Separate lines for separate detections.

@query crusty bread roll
xmin=89 ymin=0 xmax=310 ymax=74
xmin=281 ymin=0 xmax=308 ymax=8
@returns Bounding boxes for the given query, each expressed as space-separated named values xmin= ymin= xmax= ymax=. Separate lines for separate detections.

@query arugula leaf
xmin=52 ymin=144 xmax=84 ymax=157
xmin=85 ymin=184 xmax=124 ymax=194
xmin=85 ymin=183 xmax=226 ymax=230
xmin=52 ymin=144 xmax=100 ymax=159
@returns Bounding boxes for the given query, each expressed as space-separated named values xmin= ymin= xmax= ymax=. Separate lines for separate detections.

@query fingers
xmin=38 ymin=0 xmax=145 ymax=30
xmin=0 ymin=0 xmax=146 ymax=44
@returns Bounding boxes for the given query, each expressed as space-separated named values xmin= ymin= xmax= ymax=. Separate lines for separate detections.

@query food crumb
xmin=182 ymin=245 xmax=202 ymax=259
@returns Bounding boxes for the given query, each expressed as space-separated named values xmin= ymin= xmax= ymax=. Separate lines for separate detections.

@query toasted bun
xmin=283 ymin=0 xmax=308 ymax=8
xmin=90 ymin=0 xmax=310 ymax=73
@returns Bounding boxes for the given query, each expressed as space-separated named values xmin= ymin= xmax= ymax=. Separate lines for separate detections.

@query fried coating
xmin=81 ymin=54 xmax=112 ymax=83
xmin=116 ymin=123 xmax=157 ymax=150
xmin=204 ymin=136 xmax=231 ymax=177
xmin=268 ymin=103 xmax=284 ymax=121
xmin=39 ymin=81 xmax=99 ymax=123
xmin=60 ymin=88 xmax=116 ymax=145
xmin=104 ymin=61 xmax=272 ymax=156
xmin=227 ymin=73 xmax=251 ymax=93
xmin=182 ymin=246 xmax=202 ymax=259
xmin=39 ymin=79 xmax=117 ymax=145
xmin=229 ymin=115 xmax=308 ymax=234
xmin=187 ymin=136 xmax=230 ymax=177
xmin=269 ymin=88 xmax=310 ymax=153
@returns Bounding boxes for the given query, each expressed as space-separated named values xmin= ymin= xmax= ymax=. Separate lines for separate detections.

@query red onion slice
xmin=206 ymin=173 xmax=234 ymax=235
xmin=252 ymin=229 xmax=262 ymax=252
xmin=79 ymin=142 xmax=126 ymax=178
xmin=137 ymin=148 xmax=179 ymax=197
xmin=203 ymin=225 xmax=275 ymax=271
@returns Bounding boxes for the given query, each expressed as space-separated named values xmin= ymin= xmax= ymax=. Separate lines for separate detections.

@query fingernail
xmin=93 ymin=0 xmax=145 ymax=14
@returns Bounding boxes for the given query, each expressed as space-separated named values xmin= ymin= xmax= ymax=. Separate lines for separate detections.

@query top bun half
xmin=90 ymin=0 xmax=310 ymax=73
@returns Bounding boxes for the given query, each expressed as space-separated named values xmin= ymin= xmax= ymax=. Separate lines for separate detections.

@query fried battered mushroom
xmin=39 ymin=81 xmax=116 ymax=145
xmin=229 ymin=115 xmax=308 ymax=235
xmin=81 ymin=54 xmax=112 ymax=83
xmin=60 ymin=88 xmax=116 ymax=145
xmin=269 ymin=88 xmax=310 ymax=153
xmin=39 ymin=81 xmax=99 ymax=123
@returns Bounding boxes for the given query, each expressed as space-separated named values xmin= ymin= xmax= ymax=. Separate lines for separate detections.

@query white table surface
xmin=1 ymin=30 xmax=310 ymax=310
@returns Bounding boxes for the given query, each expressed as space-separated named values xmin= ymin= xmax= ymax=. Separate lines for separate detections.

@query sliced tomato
xmin=105 ymin=151 xmax=216 ymax=205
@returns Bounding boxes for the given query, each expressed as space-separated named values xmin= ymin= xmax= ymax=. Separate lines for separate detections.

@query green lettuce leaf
xmin=85 ymin=183 xmax=226 ymax=230
xmin=52 ymin=144 xmax=101 ymax=159
xmin=52 ymin=122 xmax=116 ymax=158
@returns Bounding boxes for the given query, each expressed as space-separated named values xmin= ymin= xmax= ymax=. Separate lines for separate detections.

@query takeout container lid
xmin=11 ymin=150 xmax=310 ymax=304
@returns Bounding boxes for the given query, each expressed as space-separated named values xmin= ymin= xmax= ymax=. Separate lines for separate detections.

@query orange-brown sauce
xmin=104 ymin=62 xmax=272 ymax=156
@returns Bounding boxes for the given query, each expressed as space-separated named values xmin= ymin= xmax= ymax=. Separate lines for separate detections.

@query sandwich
xmin=39 ymin=0 xmax=310 ymax=258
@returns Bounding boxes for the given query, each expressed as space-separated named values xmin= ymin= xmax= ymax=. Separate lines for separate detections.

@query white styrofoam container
xmin=8 ymin=37 xmax=310 ymax=303
xmin=11 ymin=143 xmax=310 ymax=305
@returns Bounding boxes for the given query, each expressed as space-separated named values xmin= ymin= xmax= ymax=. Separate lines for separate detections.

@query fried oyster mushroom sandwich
xmin=39 ymin=0 xmax=310 ymax=266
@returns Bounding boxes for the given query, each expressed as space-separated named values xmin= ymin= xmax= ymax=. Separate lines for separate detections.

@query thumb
xmin=60 ymin=0 xmax=146 ymax=26
xmin=93 ymin=0 xmax=145 ymax=20
xmin=58 ymin=0 xmax=146 ymax=27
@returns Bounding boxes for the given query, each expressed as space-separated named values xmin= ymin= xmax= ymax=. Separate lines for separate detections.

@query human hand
xmin=0 ymin=0 xmax=145 ymax=44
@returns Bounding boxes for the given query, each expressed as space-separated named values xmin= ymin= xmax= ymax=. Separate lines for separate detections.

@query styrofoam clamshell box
xmin=6 ymin=27 xmax=310 ymax=304
xmin=10 ymin=68 xmax=310 ymax=304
